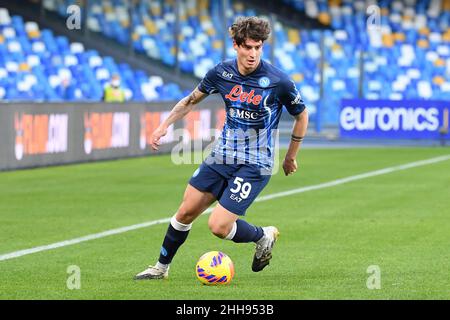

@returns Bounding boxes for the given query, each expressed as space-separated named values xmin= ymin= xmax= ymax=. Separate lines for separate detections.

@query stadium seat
xmin=39 ymin=0 xmax=450 ymax=125
xmin=281 ymin=0 xmax=449 ymax=116
xmin=0 ymin=6 xmax=183 ymax=102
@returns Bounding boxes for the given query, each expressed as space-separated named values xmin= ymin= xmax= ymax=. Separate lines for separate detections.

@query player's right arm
xmin=150 ymin=87 xmax=208 ymax=151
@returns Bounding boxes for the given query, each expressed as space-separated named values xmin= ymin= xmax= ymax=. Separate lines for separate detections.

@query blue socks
xmin=158 ymin=216 xmax=192 ymax=265
xmin=226 ymin=219 xmax=264 ymax=243
xmin=158 ymin=216 xmax=263 ymax=265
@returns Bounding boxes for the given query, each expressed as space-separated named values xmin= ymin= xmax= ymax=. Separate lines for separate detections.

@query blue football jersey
xmin=198 ymin=59 xmax=306 ymax=169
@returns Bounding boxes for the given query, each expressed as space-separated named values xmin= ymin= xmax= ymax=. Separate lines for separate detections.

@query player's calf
xmin=134 ymin=215 xmax=190 ymax=281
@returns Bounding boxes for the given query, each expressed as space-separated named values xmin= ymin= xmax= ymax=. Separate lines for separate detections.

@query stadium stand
xmin=42 ymin=0 xmax=321 ymax=121
xmin=281 ymin=0 xmax=450 ymax=122
xmin=44 ymin=0 xmax=242 ymax=77
xmin=5 ymin=0 xmax=450 ymax=125
xmin=0 ymin=6 xmax=184 ymax=102
xmin=42 ymin=0 xmax=347 ymax=123
xmin=255 ymin=0 xmax=450 ymax=125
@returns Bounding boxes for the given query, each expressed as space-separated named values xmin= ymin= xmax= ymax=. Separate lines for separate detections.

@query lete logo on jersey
xmin=225 ymin=85 xmax=262 ymax=106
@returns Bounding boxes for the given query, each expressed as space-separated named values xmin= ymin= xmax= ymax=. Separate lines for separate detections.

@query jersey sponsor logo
xmin=258 ymin=76 xmax=270 ymax=88
xmin=229 ymin=107 xmax=259 ymax=120
xmin=225 ymin=85 xmax=262 ymax=106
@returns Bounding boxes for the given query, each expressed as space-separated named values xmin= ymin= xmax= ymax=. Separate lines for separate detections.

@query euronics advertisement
xmin=340 ymin=99 xmax=450 ymax=140
xmin=0 ymin=101 xmax=225 ymax=170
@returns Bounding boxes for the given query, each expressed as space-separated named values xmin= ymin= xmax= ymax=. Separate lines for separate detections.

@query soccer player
xmin=135 ymin=16 xmax=308 ymax=280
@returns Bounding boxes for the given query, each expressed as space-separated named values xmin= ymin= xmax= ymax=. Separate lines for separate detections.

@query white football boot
xmin=134 ymin=264 xmax=169 ymax=280
xmin=252 ymin=226 xmax=280 ymax=272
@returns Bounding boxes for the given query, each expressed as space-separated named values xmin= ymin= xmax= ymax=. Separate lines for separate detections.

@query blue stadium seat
xmin=0 ymin=6 xmax=185 ymax=102
xmin=36 ymin=1 xmax=450 ymax=125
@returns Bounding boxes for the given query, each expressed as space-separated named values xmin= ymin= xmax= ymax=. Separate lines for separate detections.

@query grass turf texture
xmin=0 ymin=147 xmax=449 ymax=299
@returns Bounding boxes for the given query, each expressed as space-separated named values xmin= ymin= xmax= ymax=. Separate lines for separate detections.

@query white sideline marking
xmin=1 ymin=154 xmax=449 ymax=262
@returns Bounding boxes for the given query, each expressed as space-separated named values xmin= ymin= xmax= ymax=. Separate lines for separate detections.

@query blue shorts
xmin=188 ymin=161 xmax=271 ymax=216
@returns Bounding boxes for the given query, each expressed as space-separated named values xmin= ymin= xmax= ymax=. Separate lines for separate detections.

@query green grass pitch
xmin=0 ymin=147 xmax=449 ymax=299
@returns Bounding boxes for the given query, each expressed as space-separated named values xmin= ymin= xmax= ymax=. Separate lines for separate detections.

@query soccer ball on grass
xmin=195 ymin=251 xmax=234 ymax=285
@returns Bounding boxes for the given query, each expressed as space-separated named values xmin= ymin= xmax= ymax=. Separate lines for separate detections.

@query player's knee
xmin=208 ymin=220 xmax=229 ymax=239
xmin=175 ymin=204 xmax=197 ymax=224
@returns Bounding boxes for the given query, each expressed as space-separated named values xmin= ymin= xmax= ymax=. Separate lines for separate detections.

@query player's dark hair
xmin=229 ymin=16 xmax=271 ymax=46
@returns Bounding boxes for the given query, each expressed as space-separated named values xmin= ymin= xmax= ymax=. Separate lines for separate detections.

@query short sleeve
xmin=277 ymin=78 xmax=306 ymax=116
xmin=197 ymin=65 xmax=219 ymax=95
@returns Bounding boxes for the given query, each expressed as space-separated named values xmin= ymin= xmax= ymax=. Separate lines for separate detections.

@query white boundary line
xmin=1 ymin=154 xmax=449 ymax=262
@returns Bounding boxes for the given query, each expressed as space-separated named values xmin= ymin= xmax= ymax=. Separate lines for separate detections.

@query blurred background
xmin=0 ymin=0 xmax=449 ymax=170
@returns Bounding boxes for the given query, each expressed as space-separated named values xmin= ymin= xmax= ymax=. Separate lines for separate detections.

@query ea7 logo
xmin=222 ymin=71 xmax=233 ymax=79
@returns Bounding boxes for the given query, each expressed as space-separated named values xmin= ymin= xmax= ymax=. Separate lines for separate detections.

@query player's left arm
xmin=278 ymin=78 xmax=309 ymax=176
xmin=283 ymin=109 xmax=308 ymax=176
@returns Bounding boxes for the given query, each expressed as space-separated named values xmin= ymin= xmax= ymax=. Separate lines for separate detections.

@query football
xmin=196 ymin=251 xmax=235 ymax=285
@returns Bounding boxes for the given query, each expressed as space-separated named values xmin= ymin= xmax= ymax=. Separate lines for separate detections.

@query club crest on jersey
xmin=258 ymin=77 xmax=270 ymax=88
xmin=225 ymin=85 xmax=262 ymax=106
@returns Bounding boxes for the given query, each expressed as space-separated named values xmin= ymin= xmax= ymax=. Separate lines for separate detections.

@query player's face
xmin=234 ymin=39 xmax=263 ymax=75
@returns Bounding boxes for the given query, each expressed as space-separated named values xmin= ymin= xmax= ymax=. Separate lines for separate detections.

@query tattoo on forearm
xmin=166 ymin=89 xmax=204 ymax=125
xmin=171 ymin=102 xmax=191 ymax=121
xmin=171 ymin=92 xmax=196 ymax=118
xmin=186 ymin=90 xmax=199 ymax=105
